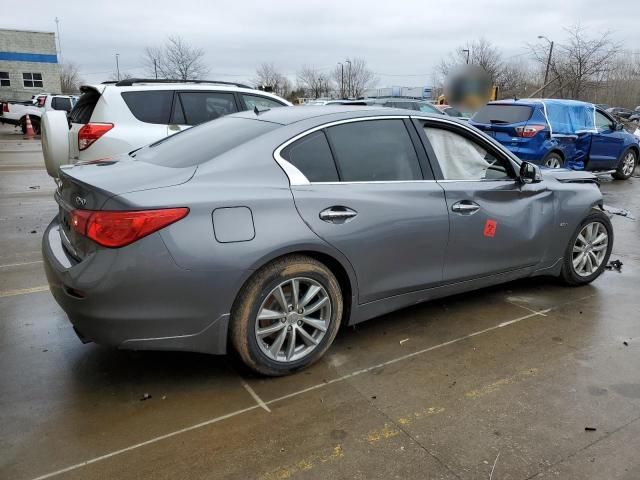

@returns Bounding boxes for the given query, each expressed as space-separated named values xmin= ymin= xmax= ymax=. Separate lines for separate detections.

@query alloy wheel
xmin=545 ymin=156 xmax=562 ymax=168
xmin=572 ymin=222 xmax=609 ymax=277
xmin=621 ymin=152 xmax=636 ymax=177
xmin=255 ymin=277 xmax=331 ymax=363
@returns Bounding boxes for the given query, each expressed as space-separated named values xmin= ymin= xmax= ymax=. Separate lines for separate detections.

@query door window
xmin=595 ymin=111 xmax=613 ymax=132
xmin=51 ymin=97 xmax=72 ymax=112
xmin=241 ymin=94 xmax=285 ymax=110
xmin=177 ymin=91 xmax=238 ymax=125
xmin=281 ymin=131 xmax=339 ymax=182
xmin=326 ymin=120 xmax=422 ymax=182
xmin=423 ymin=126 xmax=512 ymax=180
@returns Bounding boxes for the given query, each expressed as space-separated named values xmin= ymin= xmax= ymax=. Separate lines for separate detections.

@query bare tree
xmin=297 ymin=66 xmax=333 ymax=99
xmin=530 ymin=25 xmax=620 ymax=99
xmin=143 ymin=36 xmax=209 ymax=80
xmin=332 ymin=58 xmax=376 ymax=98
xmin=60 ymin=62 xmax=83 ymax=93
xmin=252 ymin=63 xmax=291 ymax=97
xmin=440 ymin=38 xmax=503 ymax=86
xmin=108 ymin=71 xmax=134 ymax=82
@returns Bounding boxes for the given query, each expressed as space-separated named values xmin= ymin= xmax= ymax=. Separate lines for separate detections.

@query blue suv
xmin=470 ymin=99 xmax=639 ymax=180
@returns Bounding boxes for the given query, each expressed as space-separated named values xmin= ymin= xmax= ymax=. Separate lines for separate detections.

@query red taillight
xmin=515 ymin=125 xmax=545 ymax=138
xmin=70 ymin=208 xmax=189 ymax=248
xmin=78 ymin=123 xmax=114 ymax=151
xmin=2 ymin=102 xmax=8 ymax=113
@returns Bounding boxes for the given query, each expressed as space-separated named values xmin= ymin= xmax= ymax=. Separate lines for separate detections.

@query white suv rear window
xmin=122 ymin=91 xmax=173 ymax=124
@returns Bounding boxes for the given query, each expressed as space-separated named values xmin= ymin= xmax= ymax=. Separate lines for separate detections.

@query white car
xmin=1 ymin=94 xmax=77 ymax=134
xmin=41 ymin=79 xmax=292 ymax=178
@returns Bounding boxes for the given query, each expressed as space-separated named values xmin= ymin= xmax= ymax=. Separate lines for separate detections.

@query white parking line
xmin=241 ymin=380 xmax=271 ymax=413
xmin=0 ymin=260 xmax=43 ymax=269
xmin=0 ymin=285 xmax=49 ymax=298
xmin=27 ymin=307 xmax=550 ymax=480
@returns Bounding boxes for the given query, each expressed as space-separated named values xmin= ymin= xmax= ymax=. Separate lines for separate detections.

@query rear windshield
xmin=471 ymin=104 xmax=533 ymax=124
xmin=69 ymin=89 xmax=100 ymax=124
xmin=133 ymin=116 xmax=279 ymax=168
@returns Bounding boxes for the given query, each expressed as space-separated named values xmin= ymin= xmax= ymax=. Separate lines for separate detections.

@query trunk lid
xmin=55 ymin=157 xmax=196 ymax=260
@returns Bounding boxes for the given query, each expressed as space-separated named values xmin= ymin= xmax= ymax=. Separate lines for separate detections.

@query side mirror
xmin=615 ymin=123 xmax=625 ymax=131
xmin=519 ymin=161 xmax=542 ymax=184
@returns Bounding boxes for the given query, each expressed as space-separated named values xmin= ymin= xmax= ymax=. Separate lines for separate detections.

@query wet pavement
xmin=1 ymin=123 xmax=639 ymax=480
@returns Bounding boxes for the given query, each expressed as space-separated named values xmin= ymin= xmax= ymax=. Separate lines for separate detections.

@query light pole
xmin=462 ymin=48 xmax=470 ymax=64
xmin=345 ymin=59 xmax=352 ymax=98
xmin=338 ymin=62 xmax=344 ymax=98
xmin=538 ymin=35 xmax=554 ymax=97
xmin=115 ymin=53 xmax=120 ymax=81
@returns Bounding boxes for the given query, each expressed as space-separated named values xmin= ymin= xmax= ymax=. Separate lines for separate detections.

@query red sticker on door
xmin=484 ymin=219 xmax=497 ymax=238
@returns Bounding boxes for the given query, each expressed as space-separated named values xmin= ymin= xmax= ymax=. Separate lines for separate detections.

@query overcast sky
xmin=4 ymin=0 xmax=639 ymax=87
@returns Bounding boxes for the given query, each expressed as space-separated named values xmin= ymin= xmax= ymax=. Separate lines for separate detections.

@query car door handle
xmin=319 ymin=207 xmax=358 ymax=223
xmin=451 ymin=201 xmax=480 ymax=215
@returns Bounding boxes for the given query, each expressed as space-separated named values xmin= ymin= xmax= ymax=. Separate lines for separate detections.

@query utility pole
xmin=538 ymin=36 xmax=554 ymax=97
xmin=154 ymin=59 xmax=158 ymax=79
xmin=345 ymin=59 xmax=352 ymax=98
xmin=462 ymin=48 xmax=470 ymax=64
xmin=338 ymin=62 xmax=344 ymax=98
xmin=115 ymin=53 xmax=120 ymax=81
xmin=54 ymin=17 xmax=63 ymax=64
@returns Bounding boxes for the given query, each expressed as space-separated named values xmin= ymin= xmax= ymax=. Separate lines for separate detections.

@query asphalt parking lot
xmin=1 ymin=123 xmax=639 ymax=480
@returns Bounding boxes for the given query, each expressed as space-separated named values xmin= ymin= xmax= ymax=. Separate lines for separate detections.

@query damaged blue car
xmin=470 ymin=99 xmax=639 ymax=180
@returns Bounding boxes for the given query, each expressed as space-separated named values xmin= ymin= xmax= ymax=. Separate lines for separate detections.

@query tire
xmin=230 ymin=255 xmax=343 ymax=376
xmin=20 ymin=118 xmax=27 ymax=134
xmin=559 ymin=210 xmax=613 ymax=286
xmin=612 ymin=149 xmax=637 ymax=180
xmin=543 ymin=152 xmax=564 ymax=169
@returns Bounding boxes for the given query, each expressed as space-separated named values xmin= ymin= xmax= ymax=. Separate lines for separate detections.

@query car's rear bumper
xmin=42 ymin=217 xmax=242 ymax=354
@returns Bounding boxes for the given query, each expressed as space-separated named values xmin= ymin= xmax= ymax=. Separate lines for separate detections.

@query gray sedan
xmin=43 ymin=106 xmax=613 ymax=376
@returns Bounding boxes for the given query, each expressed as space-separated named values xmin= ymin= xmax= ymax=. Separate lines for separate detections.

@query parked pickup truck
xmin=0 ymin=94 xmax=77 ymax=134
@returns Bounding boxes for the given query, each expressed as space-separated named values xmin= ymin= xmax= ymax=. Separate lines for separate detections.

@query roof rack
xmin=105 ymin=78 xmax=252 ymax=89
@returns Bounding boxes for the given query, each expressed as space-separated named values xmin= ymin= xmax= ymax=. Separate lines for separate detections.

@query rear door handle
xmin=451 ymin=201 xmax=480 ymax=215
xmin=319 ymin=206 xmax=358 ymax=223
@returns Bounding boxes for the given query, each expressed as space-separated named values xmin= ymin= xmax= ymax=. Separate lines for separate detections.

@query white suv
xmin=41 ymin=79 xmax=292 ymax=178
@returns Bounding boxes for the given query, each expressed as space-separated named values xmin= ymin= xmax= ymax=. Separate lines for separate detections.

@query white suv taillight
xmin=78 ymin=123 xmax=114 ymax=150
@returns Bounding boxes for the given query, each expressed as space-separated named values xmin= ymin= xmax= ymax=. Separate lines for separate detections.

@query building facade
xmin=0 ymin=29 xmax=61 ymax=101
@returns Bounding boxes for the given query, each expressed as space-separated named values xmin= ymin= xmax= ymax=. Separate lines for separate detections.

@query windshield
xmin=133 ymin=116 xmax=280 ymax=168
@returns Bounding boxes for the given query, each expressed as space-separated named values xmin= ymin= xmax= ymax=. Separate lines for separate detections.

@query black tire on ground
xmin=20 ymin=118 xmax=27 ymax=134
xmin=612 ymin=148 xmax=637 ymax=180
xmin=543 ymin=152 xmax=564 ymax=169
xmin=230 ymin=254 xmax=343 ymax=376
xmin=559 ymin=210 xmax=613 ymax=286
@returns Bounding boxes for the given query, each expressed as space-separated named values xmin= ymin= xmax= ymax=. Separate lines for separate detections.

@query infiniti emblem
xmin=74 ymin=195 xmax=87 ymax=207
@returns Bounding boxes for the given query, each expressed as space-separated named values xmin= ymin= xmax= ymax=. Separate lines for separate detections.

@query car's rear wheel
xmin=543 ymin=152 xmax=564 ymax=169
xmin=230 ymin=255 xmax=343 ymax=376
xmin=612 ymin=149 xmax=637 ymax=180
xmin=559 ymin=210 xmax=612 ymax=285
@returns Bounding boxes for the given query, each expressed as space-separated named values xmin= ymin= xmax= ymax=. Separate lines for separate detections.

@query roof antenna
xmin=253 ymin=105 xmax=270 ymax=115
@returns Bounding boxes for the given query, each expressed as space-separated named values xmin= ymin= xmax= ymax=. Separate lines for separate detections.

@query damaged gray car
xmin=43 ymin=106 xmax=613 ymax=376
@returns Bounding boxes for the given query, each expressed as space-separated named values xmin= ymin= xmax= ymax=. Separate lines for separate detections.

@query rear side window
xmin=242 ymin=94 xmax=285 ymax=110
xmin=174 ymin=91 xmax=238 ymax=125
xmin=281 ymin=131 xmax=339 ymax=182
xmin=471 ymin=104 xmax=532 ymax=124
xmin=133 ymin=117 xmax=278 ymax=168
xmin=51 ymin=97 xmax=72 ymax=112
xmin=69 ymin=90 xmax=100 ymax=124
xmin=326 ymin=120 xmax=422 ymax=182
xmin=122 ymin=90 xmax=173 ymax=124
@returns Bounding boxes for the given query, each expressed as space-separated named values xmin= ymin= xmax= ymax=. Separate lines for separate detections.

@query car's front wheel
xmin=612 ymin=149 xmax=637 ymax=180
xmin=559 ymin=210 xmax=613 ymax=285
xmin=230 ymin=255 xmax=343 ymax=376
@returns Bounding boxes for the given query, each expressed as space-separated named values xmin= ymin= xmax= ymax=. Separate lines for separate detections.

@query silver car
xmin=43 ymin=106 xmax=613 ymax=376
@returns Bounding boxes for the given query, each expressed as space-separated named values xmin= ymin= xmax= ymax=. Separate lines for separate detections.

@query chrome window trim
xmin=273 ymin=114 xmax=519 ymax=186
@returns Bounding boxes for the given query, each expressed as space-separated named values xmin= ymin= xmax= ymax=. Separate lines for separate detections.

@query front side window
xmin=242 ymin=94 xmax=285 ymax=110
xmin=595 ymin=111 xmax=613 ymax=132
xmin=0 ymin=72 xmax=10 ymax=87
xmin=281 ymin=131 xmax=339 ymax=182
xmin=326 ymin=120 xmax=422 ymax=182
xmin=177 ymin=91 xmax=238 ymax=125
xmin=122 ymin=90 xmax=173 ymax=124
xmin=423 ymin=126 xmax=511 ymax=181
xmin=23 ymin=72 xmax=43 ymax=88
